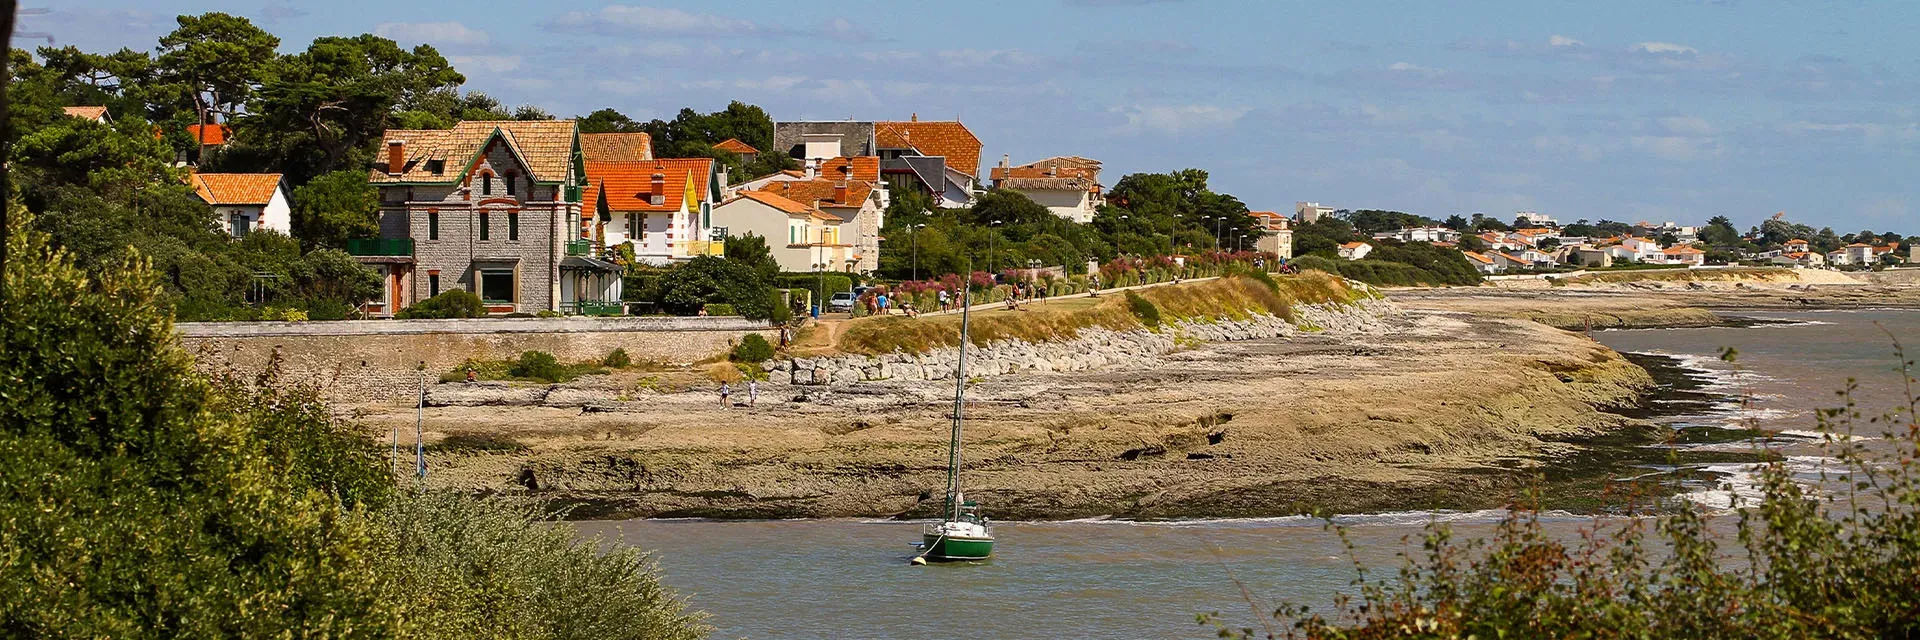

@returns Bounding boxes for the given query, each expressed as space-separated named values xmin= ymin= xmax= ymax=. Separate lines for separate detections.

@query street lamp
xmin=988 ymin=220 xmax=1004 ymax=274
xmin=911 ymin=223 xmax=926 ymax=281
xmin=813 ymin=261 xmax=828 ymax=317
xmin=1213 ymin=216 xmax=1225 ymax=250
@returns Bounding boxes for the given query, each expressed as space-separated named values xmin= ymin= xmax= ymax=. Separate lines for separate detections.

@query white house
xmin=1249 ymin=211 xmax=1294 ymax=260
xmin=1772 ymin=251 xmax=1825 ymax=268
xmin=582 ymin=158 xmax=722 ymax=265
xmin=190 ymin=173 xmax=292 ymax=238
xmin=1462 ymin=250 xmax=1501 ymax=274
xmin=1514 ymin=210 xmax=1558 ymax=227
xmin=1614 ymin=237 xmax=1664 ymax=262
xmin=755 ymin=174 xmax=884 ymax=273
xmin=711 ymin=190 xmax=844 ymax=273
xmin=1337 ymin=241 xmax=1373 ymax=261
xmin=1845 ymin=243 xmax=1877 ymax=266
xmin=989 ymin=155 xmax=1104 ymax=223
xmin=1659 ymin=245 xmax=1707 ymax=266
xmin=1376 ymin=227 xmax=1459 ymax=243
xmin=1782 ymin=239 xmax=1812 ymax=254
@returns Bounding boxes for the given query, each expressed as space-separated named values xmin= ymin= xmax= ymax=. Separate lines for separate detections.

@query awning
xmin=561 ymin=255 xmax=622 ymax=272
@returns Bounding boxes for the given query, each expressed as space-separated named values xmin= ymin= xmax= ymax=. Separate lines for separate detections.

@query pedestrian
xmin=748 ymin=379 xmax=759 ymax=407
xmin=779 ymin=325 xmax=791 ymax=347
xmin=878 ymin=292 xmax=889 ymax=314
xmin=465 ymin=366 xmax=477 ymax=384
xmin=719 ymin=382 xmax=731 ymax=409
xmin=938 ymin=289 xmax=950 ymax=311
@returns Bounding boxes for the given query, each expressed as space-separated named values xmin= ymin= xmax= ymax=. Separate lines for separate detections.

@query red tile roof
xmin=756 ymin=178 xmax=875 ymax=220
xmin=713 ymin=138 xmax=760 ymax=155
xmin=374 ymin=120 xmax=579 ymax=185
xmin=1462 ymin=251 xmax=1494 ymax=264
xmin=581 ymin=158 xmax=714 ymax=214
xmin=990 ymin=156 xmax=1102 ymax=192
xmin=187 ymin=123 xmax=229 ymax=146
xmin=736 ymin=190 xmax=835 ymax=220
xmin=874 ymin=120 xmax=982 ymax=177
xmin=1663 ymin=246 xmax=1705 ymax=255
xmin=191 ymin=173 xmax=283 ymax=205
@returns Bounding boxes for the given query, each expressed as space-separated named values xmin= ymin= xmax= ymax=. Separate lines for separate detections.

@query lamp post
xmin=813 ymin=261 xmax=827 ymax=317
xmin=1213 ymin=216 xmax=1225 ymax=250
xmin=911 ymin=223 xmax=926 ymax=281
xmin=989 ymin=220 xmax=1003 ymax=274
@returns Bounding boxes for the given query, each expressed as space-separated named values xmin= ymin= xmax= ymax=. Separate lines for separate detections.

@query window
xmin=479 ymin=211 xmax=491 ymax=240
xmin=505 ymin=173 xmax=517 ymax=195
xmin=229 ymin=212 xmax=249 ymax=238
xmin=426 ymin=159 xmax=444 ymax=174
xmin=507 ymin=212 xmax=519 ymax=241
xmin=631 ymin=213 xmax=647 ymax=241
xmin=789 ymin=224 xmax=797 ymax=245
xmin=429 ymin=273 xmax=440 ymax=297
xmin=428 ymin=210 xmax=440 ymax=240
xmin=479 ymin=268 xmax=514 ymax=303
xmin=482 ymin=173 xmax=493 ymax=195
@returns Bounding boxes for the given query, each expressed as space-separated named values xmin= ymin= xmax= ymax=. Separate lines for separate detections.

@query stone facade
xmin=377 ymin=143 xmax=574 ymax=313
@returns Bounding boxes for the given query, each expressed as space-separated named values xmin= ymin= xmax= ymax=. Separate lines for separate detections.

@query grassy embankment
xmin=1558 ymin=265 xmax=1795 ymax=285
xmin=804 ymin=272 xmax=1362 ymax=356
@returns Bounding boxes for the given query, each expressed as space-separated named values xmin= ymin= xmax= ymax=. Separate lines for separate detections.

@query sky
xmin=27 ymin=1 xmax=1920 ymax=232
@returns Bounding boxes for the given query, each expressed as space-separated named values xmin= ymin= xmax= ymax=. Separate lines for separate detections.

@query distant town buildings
xmin=1296 ymin=201 xmax=1335 ymax=224
xmin=1247 ymin=211 xmax=1293 ymax=260
xmin=1514 ymin=210 xmax=1558 ymax=227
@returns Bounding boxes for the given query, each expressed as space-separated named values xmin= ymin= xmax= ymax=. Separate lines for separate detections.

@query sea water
xmin=576 ymin=309 xmax=1918 ymax=639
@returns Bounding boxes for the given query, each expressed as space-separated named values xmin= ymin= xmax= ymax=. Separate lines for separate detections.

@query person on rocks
xmin=748 ymin=379 xmax=759 ymax=407
xmin=719 ymin=382 xmax=732 ymax=409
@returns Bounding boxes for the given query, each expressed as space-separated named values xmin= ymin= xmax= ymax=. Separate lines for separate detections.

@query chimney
xmin=805 ymin=158 xmax=818 ymax=179
xmin=910 ymin=113 xmax=918 ymax=122
xmin=386 ymin=140 xmax=405 ymax=176
xmin=834 ymin=180 xmax=849 ymax=204
xmin=1000 ymin=154 xmax=1010 ymax=170
xmin=650 ymin=173 xmax=665 ymax=206
xmin=1047 ymin=161 xmax=1058 ymax=177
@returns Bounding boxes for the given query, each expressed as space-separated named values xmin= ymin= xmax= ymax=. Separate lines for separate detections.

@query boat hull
xmin=920 ymin=534 xmax=994 ymax=561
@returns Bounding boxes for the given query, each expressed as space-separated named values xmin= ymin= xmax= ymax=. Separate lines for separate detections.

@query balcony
xmin=686 ymin=240 xmax=725 ymax=257
xmin=346 ymin=238 xmax=414 ymax=257
xmin=566 ymin=239 xmax=593 ymax=256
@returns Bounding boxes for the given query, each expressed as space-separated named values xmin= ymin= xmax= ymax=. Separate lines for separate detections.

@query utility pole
xmin=911 ymin=223 xmax=925 ymax=281
xmin=414 ymin=366 xmax=426 ymax=480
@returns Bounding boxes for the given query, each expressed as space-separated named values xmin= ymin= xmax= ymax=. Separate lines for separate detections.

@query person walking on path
xmin=748 ymin=379 xmax=759 ymax=407
xmin=719 ymin=382 xmax=732 ymax=409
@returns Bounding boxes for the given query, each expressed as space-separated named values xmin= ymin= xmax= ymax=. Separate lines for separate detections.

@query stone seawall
xmin=773 ymin=300 xmax=1392 ymax=386
xmin=184 ymin=322 xmax=775 ymax=404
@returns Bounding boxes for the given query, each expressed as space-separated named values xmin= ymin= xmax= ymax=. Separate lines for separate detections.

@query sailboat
xmin=913 ymin=286 xmax=994 ymax=564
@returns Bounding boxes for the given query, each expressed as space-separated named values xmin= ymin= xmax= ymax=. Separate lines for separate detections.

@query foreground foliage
xmin=1207 ymin=347 xmax=1920 ymax=639
xmin=0 ymin=212 xmax=705 ymax=638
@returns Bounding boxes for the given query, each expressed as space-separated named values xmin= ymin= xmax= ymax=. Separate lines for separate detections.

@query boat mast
xmin=946 ymin=284 xmax=971 ymax=523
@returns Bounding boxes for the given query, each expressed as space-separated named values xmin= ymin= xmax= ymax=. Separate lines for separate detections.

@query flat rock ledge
xmin=772 ymin=299 xmax=1395 ymax=387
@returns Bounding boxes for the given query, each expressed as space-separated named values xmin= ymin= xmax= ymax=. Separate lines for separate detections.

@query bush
xmin=509 ymin=350 xmax=564 ymax=383
xmin=395 ymin=289 xmax=485 ymax=319
xmin=703 ymin=303 xmax=737 ymax=316
xmin=768 ymin=290 xmax=793 ymax=324
xmin=1125 ymin=290 xmax=1162 ymax=327
xmin=730 ymin=333 xmax=775 ymax=363
xmin=603 ymin=348 xmax=632 ymax=369
xmin=536 ymin=309 xmax=562 ymax=318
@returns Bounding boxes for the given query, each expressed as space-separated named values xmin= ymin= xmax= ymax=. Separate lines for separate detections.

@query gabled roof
xmin=874 ymin=119 xmax=982 ymax=177
xmin=1339 ymin=241 xmax=1369 ymax=249
xmin=713 ymin=138 xmax=760 ymax=155
xmin=996 ymin=176 xmax=1097 ymax=191
xmin=817 ymin=156 xmax=881 ymax=182
xmin=1845 ymin=242 xmax=1874 ymax=248
xmin=990 ymin=156 xmax=1102 ymax=185
xmin=735 ymin=190 xmax=836 ymax=221
xmin=581 ymin=158 xmax=715 ymax=214
xmin=1248 ymin=211 xmax=1289 ymax=230
xmin=756 ymin=178 xmax=876 ymax=221
xmin=1462 ymin=251 xmax=1494 ymax=264
xmin=187 ymin=123 xmax=229 ymax=146
xmin=372 ymin=120 xmax=578 ymax=185
xmin=1663 ymin=246 xmax=1705 ymax=255
xmin=191 ymin=173 xmax=284 ymax=205
xmin=63 ymin=106 xmax=110 ymax=122
xmin=580 ymin=132 xmax=652 ymax=163
xmin=1785 ymin=238 xmax=1809 ymax=244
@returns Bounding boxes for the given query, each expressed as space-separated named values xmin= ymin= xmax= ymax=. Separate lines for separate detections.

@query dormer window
xmin=426 ymin=159 xmax=445 ymax=174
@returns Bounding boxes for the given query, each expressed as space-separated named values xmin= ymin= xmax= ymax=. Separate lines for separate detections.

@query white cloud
xmin=374 ymin=21 xmax=490 ymax=46
xmin=1631 ymin=135 xmax=1722 ymax=161
xmin=1632 ymin=41 xmax=1698 ymax=55
xmin=1548 ymin=34 xmax=1583 ymax=47
xmin=553 ymin=6 xmax=757 ymax=34
xmin=1110 ymin=104 xmax=1250 ymax=135
xmin=1388 ymin=61 xmax=1438 ymax=73
xmin=447 ymin=55 xmax=521 ymax=73
xmin=1658 ymin=115 xmax=1715 ymax=136
xmin=936 ymin=49 xmax=1037 ymax=67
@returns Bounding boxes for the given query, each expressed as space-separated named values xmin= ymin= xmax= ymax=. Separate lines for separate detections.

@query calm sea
xmin=575 ymin=309 xmax=1919 ymax=639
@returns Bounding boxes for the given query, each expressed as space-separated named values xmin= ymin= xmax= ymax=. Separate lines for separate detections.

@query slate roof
xmin=580 ymin=132 xmax=653 ymax=162
xmin=713 ymin=138 xmax=760 ymax=155
xmin=372 ymin=120 xmax=578 ymax=185
xmin=874 ymin=120 xmax=982 ymax=177
xmin=581 ymin=158 xmax=714 ymax=214
xmin=63 ymin=106 xmax=109 ymax=121
xmin=191 ymin=173 xmax=283 ymax=205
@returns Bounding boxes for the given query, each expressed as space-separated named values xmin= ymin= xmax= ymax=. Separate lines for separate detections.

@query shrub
xmin=509 ymin=350 xmax=564 ymax=383
xmin=768 ymin=291 xmax=793 ymax=324
xmin=1125 ymin=290 xmax=1162 ymax=327
xmin=536 ymin=309 xmax=562 ymax=318
xmin=395 ymin=289 xmax=485 ymax=319
xmin=730 ymin=333 xmax=775 ymax=363
xmin=703 ymin=303 xmax=737 ymax=316
xmin=603 ymin=348 xmax=632 ymax=369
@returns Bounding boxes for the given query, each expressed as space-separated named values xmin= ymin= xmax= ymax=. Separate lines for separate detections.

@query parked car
xmin=828 ymin=291 xmax=857 ymax=312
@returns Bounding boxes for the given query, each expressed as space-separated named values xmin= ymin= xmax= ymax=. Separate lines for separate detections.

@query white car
xmin=827 ymin=291 xmax=857 ymax=312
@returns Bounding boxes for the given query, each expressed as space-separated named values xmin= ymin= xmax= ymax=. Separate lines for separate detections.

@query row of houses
xmin=1764 ymin=239 xmax=1904 ymax=268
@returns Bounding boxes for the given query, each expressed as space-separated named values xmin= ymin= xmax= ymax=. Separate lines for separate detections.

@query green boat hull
xmin=920 ymin=534 xmax=994 ymax=561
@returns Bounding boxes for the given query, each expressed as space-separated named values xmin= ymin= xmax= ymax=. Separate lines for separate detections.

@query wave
xmin=1680 ymin=455 xmax=1843 ymax=512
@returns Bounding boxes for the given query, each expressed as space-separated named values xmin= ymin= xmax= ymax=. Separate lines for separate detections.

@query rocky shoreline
xmin=363 ymin=294 xmax=1663 ymax=521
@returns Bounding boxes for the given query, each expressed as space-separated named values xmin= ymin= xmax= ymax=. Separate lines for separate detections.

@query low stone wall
xmin=176 ymin=315 xmax=769 ymax=338
xmin=184 ymin=321 xmax=775 ymax=405
xmin=772 ymin=300 xmax=1392 ymax=386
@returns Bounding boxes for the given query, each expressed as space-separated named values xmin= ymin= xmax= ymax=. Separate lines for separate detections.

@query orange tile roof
xmin=817 ymin=156 xmax=881 ymax=182
xmin=990 ymin=156 xmax=1102 ymax=190
xmin=735 ymin=190 xmax=835 ymax=220
xmin=63 ymin=106 xmax=109 ymax=121
xmin=1339 ymin=241 xmax=1368 ymax=249
xmin=582 ymin=158 xmax=713 ymax=214
xmin=187 ymin=123 xmax=230 ymax=145
xmin=757 ymin=178 xmax=875 ymax=220
xmin=874 ymin=120 xmax=982 ymax=177
xmin=1846 ymin=242 xmax=1874 ymax=248
xmin=1247 ymin=211 xmax=1289 ymax=230
xmin=713 ymin=138 xmax=760 ymax=155
xmin=1514 ymin=227 xmax=1553 ymax=236
xmin=1663 ymin=246 xmax=1705 ymax=254
xmin=580 ymin=132 xmax=652 ymax=163
xmin=1786 ymin=239 xmax=1809 ymax=244
xmin=373 ymin=120 xmax=578 ymax=185
xmin=191 ymin=173 xmax=283 ymax=205
xmin=1462 ymin=251 xmax=1494 ymax=264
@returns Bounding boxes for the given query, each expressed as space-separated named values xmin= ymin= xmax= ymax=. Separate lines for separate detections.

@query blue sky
xmin=31 ymin=1 xmax=1920 ymax=232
